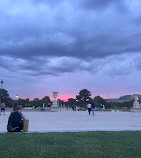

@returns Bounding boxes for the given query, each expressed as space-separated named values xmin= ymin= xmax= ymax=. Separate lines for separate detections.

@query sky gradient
xmin=1 ymin=0 xmax=141 ymax=101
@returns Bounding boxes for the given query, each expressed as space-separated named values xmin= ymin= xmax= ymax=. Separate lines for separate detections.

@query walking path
xmin=0 ymin=110 xmax=141 ymax=132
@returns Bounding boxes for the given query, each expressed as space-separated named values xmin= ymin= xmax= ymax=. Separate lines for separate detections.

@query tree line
xmin=0 ymin=89 xmax=135 ymax=109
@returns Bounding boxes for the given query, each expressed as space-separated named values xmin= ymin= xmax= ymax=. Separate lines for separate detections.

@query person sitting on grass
xmin=7 ymin=105 xmax=25 ymax=132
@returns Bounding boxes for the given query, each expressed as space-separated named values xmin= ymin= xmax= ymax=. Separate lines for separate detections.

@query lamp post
xmin=16 ymin=94 xmax=19 ymax=100
xmin=0 ymin=80 xmax=4 ymax=104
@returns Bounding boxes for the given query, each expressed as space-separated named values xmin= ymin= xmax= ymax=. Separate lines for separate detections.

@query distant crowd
xmin=72 ymin=102 xmax=105 ymax=116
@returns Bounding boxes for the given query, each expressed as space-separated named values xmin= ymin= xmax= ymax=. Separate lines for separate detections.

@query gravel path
xmin=0 ymin=110 xmax=141 ymax=132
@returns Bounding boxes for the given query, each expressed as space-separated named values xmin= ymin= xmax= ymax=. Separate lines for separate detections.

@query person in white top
xmin=87 ymin=103 xmax=92 ymax=115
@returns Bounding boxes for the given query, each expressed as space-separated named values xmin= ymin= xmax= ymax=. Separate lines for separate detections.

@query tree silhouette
xmin=76 ymin=89 xmax=92 ymax=107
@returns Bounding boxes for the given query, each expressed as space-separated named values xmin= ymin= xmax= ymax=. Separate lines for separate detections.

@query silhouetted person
xmin=87 ymin=103 xmax=92 ymax=115
xmin=72 ymin=104 xmax=75 ymax=111
xmin=20 ymin=105 xmax=22 ymax=111
xmin=91 ymin=103 xmax=95 ymax=116
xmin=100 ymin=104 xmax=103 ymax=112
xmin=1 ymin=102 xmax=6 ymax=115
xmin=7 ymin=104 xmax=25 ymax=132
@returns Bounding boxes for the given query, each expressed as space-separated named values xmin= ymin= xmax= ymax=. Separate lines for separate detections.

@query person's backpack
xmin=7 ymin=111 xmax=23 ymax=132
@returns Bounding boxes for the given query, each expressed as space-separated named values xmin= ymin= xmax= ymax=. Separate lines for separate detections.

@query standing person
xmin=20 ymin=105 xmax=22 ymax=111
xmin=91 ymin=102 xmax=95 ymax=116
xmin=72 ymin=104 xmax=75 ymax=111
xmin=77 ymin=105 xmax=80 ymax=111
xmin=1 ymin=102 xmax=6 ymax=115
xmin=48 ymin=103 xmax=51 ymax=108
xmin=67 ymin=105 xmax=69 ymax=111
xmin=87 ymin=102 xmax=92 ymax=115
xmin=76 ymin=105 xmax=78 ymax=111
xmin=100 ymin=104 xmax=103 ymax=112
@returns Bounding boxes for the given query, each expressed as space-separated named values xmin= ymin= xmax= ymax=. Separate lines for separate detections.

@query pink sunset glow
xmin=1 ymin=0 xmax=141 ymax=100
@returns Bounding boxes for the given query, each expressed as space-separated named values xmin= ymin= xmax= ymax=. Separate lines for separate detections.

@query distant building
xmin=106 ymin=94 xmax=141 ymax=103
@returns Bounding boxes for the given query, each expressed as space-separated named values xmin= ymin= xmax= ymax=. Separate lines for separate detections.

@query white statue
xmin=52 ymin=92 xmax=59 ymax=108
xmin=132 ymin=94 xmax=140 ymax=109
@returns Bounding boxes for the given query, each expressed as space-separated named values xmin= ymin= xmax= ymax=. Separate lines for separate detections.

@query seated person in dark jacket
xmin=7 ymin=105 xmax=25 ymax=132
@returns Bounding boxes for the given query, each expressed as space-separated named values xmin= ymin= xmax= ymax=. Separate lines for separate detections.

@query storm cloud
xmin=0 ymin=0 xmax=141 ymax=98
xmin=0 ymin=0 xmax=141 ymax=100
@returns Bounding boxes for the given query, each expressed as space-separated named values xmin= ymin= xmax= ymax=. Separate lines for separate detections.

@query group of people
xmin=71 ymin=102 xmax=96 ymax=116
xmin=87 ymin=103 xmax=104 ymax=116
xmin=0 ymin=100 xmax=26 ymax=132
xmin=72 ymin=104 xmax=80 ymax=111
xmin=87 ymin=102 xmax=95 ymax=116
xmin=0 ymin=102 xmax=6 ymax=115
xmin=2 ymin=101 xmax=104 ymax=132
xmin=0 ymin=102 xmax=23 ymax=116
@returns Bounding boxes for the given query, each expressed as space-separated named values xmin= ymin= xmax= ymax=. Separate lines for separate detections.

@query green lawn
xmin=0 ymin=131 xmax=141 ymax=158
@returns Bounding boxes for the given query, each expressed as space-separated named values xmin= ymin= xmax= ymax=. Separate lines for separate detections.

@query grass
xmin=0 ymin=131 xmax=141 ymax=158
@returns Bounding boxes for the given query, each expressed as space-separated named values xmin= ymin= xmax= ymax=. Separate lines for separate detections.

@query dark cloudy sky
xmin=1 ymin=0 xmax=141 ymax=100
